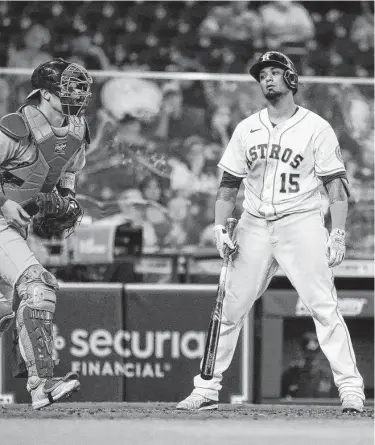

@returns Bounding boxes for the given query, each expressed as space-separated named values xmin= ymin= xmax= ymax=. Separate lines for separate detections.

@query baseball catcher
xmin=0 ymin=58 xmax=92 ymax=409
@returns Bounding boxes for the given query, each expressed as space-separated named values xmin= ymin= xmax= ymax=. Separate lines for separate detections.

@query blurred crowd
xmin=71 ymin=74 xmax=372 ymax=259
xmin=0 ymin=1 xmax=373 ymax=260
xmin=0 ymin=0 xmax=373 ymax=77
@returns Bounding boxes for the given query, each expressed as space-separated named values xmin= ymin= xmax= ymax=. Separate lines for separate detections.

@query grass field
xmin=1 ymin=402 xmax=373 ymax=445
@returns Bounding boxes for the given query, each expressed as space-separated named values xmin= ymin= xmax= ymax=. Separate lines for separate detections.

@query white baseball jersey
xmin=218 ymin=106 xmax=346 ymax=220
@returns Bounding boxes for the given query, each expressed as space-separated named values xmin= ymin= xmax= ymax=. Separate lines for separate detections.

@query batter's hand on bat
xmin=213 ymin=224 xmax=236 ymax=258
xmin=326 ymin=228 xmax=346 ymax=267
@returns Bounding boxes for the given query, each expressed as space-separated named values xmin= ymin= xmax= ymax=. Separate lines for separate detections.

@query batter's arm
xmin=215 ymin=171 xmax=242 ymax=226
xmin=323 ymin=174 xmax=350 ymax=231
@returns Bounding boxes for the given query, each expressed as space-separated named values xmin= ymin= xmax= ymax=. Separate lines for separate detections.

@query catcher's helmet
xmin=249 ymin=51 xmax=298 ymax=94
xmin=27 ymin=58 xmax=93 ymax=117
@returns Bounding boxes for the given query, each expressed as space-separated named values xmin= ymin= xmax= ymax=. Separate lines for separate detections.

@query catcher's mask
xmin=249 ymin=51 xmax=298 ymax=95
xmin=27 ymin=58 xmax=93 ymax=117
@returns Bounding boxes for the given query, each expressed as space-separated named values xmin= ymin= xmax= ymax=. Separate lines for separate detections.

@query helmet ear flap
xmin=284 ymin=69 xmax=298 ymax=93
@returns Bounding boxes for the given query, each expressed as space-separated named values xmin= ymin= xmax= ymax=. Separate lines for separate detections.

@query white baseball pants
xmin=193 ymin=209 xmax=364 ymax=401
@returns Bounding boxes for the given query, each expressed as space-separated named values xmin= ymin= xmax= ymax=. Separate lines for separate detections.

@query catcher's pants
xmin=0 ymin=218 xmax=39 ymax=313
xmin=193 ymin=210 xmax=364 ymax=401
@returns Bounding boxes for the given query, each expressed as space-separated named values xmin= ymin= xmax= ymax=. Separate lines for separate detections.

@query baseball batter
xmin=177 ymin=52 xmax=365 ymax=413
xmin=0 ymin=59 xmax=92 ymax=409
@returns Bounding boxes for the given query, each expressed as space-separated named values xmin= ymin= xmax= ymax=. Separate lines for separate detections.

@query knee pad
xmin=16 ymin=264 xmax=58 ymax=313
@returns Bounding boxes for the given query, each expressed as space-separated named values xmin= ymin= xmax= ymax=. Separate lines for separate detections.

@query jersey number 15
xmin=280 ymin=173 xmax=300 ymax=193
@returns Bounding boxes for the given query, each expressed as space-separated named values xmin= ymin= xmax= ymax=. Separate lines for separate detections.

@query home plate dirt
xmin=1 ymin=402 xmax=373 ymax=445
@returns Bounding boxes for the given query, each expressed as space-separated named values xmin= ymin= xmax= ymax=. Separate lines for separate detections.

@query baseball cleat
xmin=342 ymin=394 xmax=364 ymax=413
xmin=176 ymin=393 xmax=218 ymax=411
xmin=27 ymin=372 xmax=80 ymax=410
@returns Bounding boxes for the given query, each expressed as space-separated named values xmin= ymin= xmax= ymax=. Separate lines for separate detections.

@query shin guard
xmin=15 ymin=307 xmax=54 ymax=378
xmin=13 ymin=265 xmax=58 ymax=378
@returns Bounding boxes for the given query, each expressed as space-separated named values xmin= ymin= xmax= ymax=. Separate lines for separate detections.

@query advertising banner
xmin=1 ymin=284 xmax=252 ymax=404
xmin=123 ymin=284 xmax=252 ymax=403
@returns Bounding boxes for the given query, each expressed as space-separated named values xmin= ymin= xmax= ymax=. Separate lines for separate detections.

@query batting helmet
xmin=249 ymin=51 xmax=298 ymax=94
xmin=27 ymin=58 xmax=93 ymax=117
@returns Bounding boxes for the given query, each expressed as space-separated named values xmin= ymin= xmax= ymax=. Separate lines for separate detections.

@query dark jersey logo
xmin=246 ymin=143 xmax=304 ymax=170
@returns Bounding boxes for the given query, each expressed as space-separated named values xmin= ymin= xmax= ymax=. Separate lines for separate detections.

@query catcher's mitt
xmin=26 ymin=192 xmax=83 ymax=239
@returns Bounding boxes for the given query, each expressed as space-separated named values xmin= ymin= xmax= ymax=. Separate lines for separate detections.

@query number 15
xmin=280 ymin=173 xmax=300 ymax=193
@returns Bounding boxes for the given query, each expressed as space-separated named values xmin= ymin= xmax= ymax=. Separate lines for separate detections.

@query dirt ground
xmin=1 ymin=402 xmax=373 ymax=445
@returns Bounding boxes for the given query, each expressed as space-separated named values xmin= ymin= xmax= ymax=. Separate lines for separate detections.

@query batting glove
xmin=213 ymin=224 xmax=236 ymax=259
xmin=326 ymin=228 xmax=346 ymax=268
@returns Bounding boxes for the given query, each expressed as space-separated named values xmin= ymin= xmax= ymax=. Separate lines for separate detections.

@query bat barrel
xmin=200 ymin=316 xmax=221 ymax=380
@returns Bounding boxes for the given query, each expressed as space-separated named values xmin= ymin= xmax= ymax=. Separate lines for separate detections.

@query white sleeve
xmin=314 ymin=125 xmax=346 ymax=176
xmin=218 ymin=124 xmax=247 ymax=178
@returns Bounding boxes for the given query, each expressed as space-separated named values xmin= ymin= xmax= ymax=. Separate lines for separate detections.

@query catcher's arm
xmin=57 ymin=136 xmax=86 ymax=197
xmin=56 ymin=172 xmax=77 ymax=198
xmin=24 ymin=191 xmax=83 ymax=239
xmin=24 ymin=144 xmax=86 ymax=238
xmin=23 ymin=172 xmax=79 ymax=220
xmin=22 ymin=173 xmax=78 ymax=215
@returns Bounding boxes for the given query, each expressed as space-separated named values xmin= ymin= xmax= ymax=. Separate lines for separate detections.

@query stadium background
xmin=0 ymin=0 xmax=373 ymax=407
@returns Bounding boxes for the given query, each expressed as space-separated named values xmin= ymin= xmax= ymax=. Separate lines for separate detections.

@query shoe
xmin=176 ymin=393 xmax=218 ymax=411
xmin=27 ymin=372 xmax=80 ymax=410
xmin=342 ymin=394 xmax=364 ymax=413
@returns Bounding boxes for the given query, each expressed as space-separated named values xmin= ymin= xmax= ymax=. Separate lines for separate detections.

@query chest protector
xmin=0 ymin=105 xmax=87 ymax=205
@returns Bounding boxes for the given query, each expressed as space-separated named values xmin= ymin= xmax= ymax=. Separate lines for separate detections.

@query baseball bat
xmin=200 ymin=217 xmax=237 ymax=380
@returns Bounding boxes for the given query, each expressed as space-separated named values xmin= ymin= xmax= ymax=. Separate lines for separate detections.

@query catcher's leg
xmin=15 ymin=264 xmax=80 ymax=409
xmin=0 ymin=222 xmax=37 ymax=335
